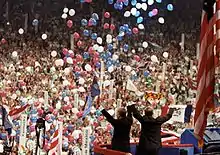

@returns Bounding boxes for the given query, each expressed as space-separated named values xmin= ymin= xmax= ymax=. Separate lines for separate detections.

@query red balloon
xmin=37 ymin=109 xmax=44 ymax=115
xmin=110 ymin=24 xmax=115 ymax=30
xmin=62 ymin=48 xmax=68 ymax=55
xmin=75 ymin=66 xmax=81 ymax=72
xmin=104 ymin=12 xmax=111 ymax=18
xmin=77 ymin=40 xmax=83 ymax=47
xmin=72 ymin=59 xmax=77 ymax=64
xmin=67 ymin=20 xmax=73 ymax=28
xmin=76 ymin=54 xmax=83 ymax=62
xmin=132 ymin=27 xmax=139 ymax=34
xmin=134 ymin=55 xmax=141 ymax=62
xmin=93 ymin=57 xmax=99 ymax=63
xmin=73 ymin=32 xmax=80 ymax=39
xmin=88 ymin=47 xmax=94 ymax=54
xmin=103 ymin=23 xmax=110 ymax=29
xmin=93 ymin=52 xmax=99 ymax=58
xmin=1 ymin=38 xmax=6 ymax=44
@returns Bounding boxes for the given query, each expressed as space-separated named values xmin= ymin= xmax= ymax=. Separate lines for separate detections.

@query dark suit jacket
xmin=101 ymin=107 xmax=133 ymax=153
xmin=130 ymin=105 xmax=174 ymax=151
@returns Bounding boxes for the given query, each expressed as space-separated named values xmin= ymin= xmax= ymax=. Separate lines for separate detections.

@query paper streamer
xmin=81 ymin=127 xmax=90 ymax=155
xmin=74 ymin=94 xmax=79 ymax=109
xmin=19 ymin=114 xmax=28 ymax=154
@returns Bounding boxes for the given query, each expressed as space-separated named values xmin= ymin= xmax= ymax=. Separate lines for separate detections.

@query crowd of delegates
xmin=0 ymin=0 xmax=218 ymax=154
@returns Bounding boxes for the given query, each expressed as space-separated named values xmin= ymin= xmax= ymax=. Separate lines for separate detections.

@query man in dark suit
xmin=130 ymin=105 xmax=174 ymax=155
xmin=101 ymin=106 xmax=133 ymax=153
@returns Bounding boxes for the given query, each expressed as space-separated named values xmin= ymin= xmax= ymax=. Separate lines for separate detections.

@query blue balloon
xmin=75 ymin=72 xmax=80 ymax=77
xmin=107 ymin=44 xmax=113 ymax=50
xmin=126 ymin=29 xmax=132 ymax=35
xmin=124 ymin=0 xmax=129 ymax=6
xmin=108 ymin=0 xmax=114 ymax=4
xmin=95 ymin=62 xmax=101 ymax=68
xmin=116 ymin=35 xmax=123 ymax=41
xmin=119 ymin=26 xmax=126 ymax=32
xmin=32 ymin=19 xmax=39 ymax=26
xmin=30 ymin=109 xmax=37 ymax=114
xmin=135 ymin=11 xmax=141 ymax=17
xmin=30 ymin=117 xmax=37 ymax=123
xmin=167 ymin=4 xmax=174 ymax=11
xmin=80 ymin=0 xmax=85 ymax=2
xmin=118 ymin=4 xmax=123 ymax=10
xmin=123 ymin=44 xmax=129 ymax=51
xmin=83 ymin=52 xmax=90 ymax=59
xmin=114 ymin=3 xmax=118 ymax=9
xmin=123 ymin=24 xmax=129 ymax=30
xmin=156 ymin=0 xmax=162 ymax=3
xmin=148 ymin=11 xmax=153 ymax=17
xmin=91 ymin=33 xmax=97 ymax=40
xmin=83 ymin=29 xmax=90 ymax=36
xmin=131 ymin=0 xmax=137 ymax=6
xmin=90 ymin=18 xmax=97 ymax=26
xmin=144 ymin=71 xmax=149 ymax=77
xmin=142 ymin=0 xmax=147 ymax=2
xmin=92 ymin=13 xmax=99 ymax=20
xmin=106 ymin=51 xmax=112 ymax=58
xmin=81 ymin=19 xmax=88 ymax=26
xmin=137 ymin=16 xmax=143 ymax=23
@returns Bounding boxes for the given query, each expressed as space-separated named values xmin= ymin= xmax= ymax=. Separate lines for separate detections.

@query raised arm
xmin=101 ymin=109 xmax=117 ymax=126
xmin=156 ymin=108 xmax=174 ymax=124
xmin=127 ymin=105 xmax=133 ymax=124
xmin=130 ymin=105 xmax=144 ymax=124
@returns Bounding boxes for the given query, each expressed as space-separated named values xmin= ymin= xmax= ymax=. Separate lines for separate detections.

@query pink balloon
xmin=37 ymin=109 xmax=44 ymax=115
xmin=134 ymin=55 xmax=141 ymax=62
xmin=110 ymin=24 xmax=115 ymax=30
xmin=43 ymin=144 xmax=50 ymax=151
xmin=63 ymin=57 xmax=67 ymax=63
xmin=85 ymin=0 xmax=92 ymax=2
xmin=104 ymin=12 xmax=110 ymax=18
xmin=76 ymin=54 xmax=83 ymax=62
xmin=72 ymin=59 xmax=77 ymax=64
xmin=1 ymin=38 xmax=6 ymax=44
xmin=77 ymin=40 xmax=83 ymax=47
xmin=69 ymin=52 xmax=74 ymax=58
xmin=53 ymin=109 xmax=58 ymax=115
xmin=73 ymin=32 xmax=80 ymax=39
xmin=29 ymin=125 xmax=35 ymax=132
xmin=93 ymin=52 xmax=99 ymax=58
xmin=103 ymin=23 xmax=110 ymax=29
xmin=88 ymin=20 xmax=93 ymax=26
xmin=93 ymin=57 xmax=99 ymax=63
xmin=34 ymin=101 xmax=40 ymax=107
xmin=132 ymin=27 xmax=139 ymax=34
xmin=152 ymin=9 xmax=158 ymax=15
xmin=67 ymin=20 xmax=73 ymax=28
xmin=45 ymin=115 xmax=50 ymax=121
xmin=62 ymin=48 xmax=68 ymax=55
xmin=88 ymin=47 xmax=94 ymax=54
xmin=75 ymin=66 xmax=81 ymax=72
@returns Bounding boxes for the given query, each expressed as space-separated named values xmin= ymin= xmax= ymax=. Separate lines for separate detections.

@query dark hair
xmin=118 ymin=108 xmax=127 ymax=118
xmin=145 ymin=107 xmax=153 ymax=116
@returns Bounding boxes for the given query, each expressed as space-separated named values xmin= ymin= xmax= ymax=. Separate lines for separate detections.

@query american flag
xmin=194 ymin=0 xmax=217 ymax=146
xmin=48 ymin=128 xmax=59 ymax=155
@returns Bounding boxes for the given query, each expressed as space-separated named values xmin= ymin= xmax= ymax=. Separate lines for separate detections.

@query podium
xmin=181 ymin=128 xmax=220 ymax=154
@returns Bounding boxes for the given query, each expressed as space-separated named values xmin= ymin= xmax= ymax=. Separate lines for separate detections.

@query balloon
xmin=138 ymin=24 xmax=145 ymax=30
xmin=110 ymin=24 xmax=115 ymax=30
xmin=123 ymin=44 xmax=129 ymax=51
xmin=92 ymin=13 xmax=99 ymax=20
xmin=134 ymin=55 xmax=140 ymax=62
xmin=32 ymin=19 xmax=39 ymax=26
xmin=141 ymin=3 xmax=148 ymax=11
xmin=103 ymin=23 xmax=110 ymax=29
xmin=73 ymin=32 xmax=80 ymax=39
xmin=137 ymin=17 xmax=143 ymax=23
xmin=63 ymin=48 xmax=68 ymax=55
xmin=112 ymin=54 xmax=119 ymax=60
xmin=79 ymin=78 xmax=85 ymax=84
xmin=12 ymin=51 xmax=18 ymax=58
xmin=104 ymin=12 xmax=111 ymax=18
xmin=95 ymin=62 xmax=101 ymax=68
xmin=152 ymin=9 xmax=158 ymax=16
xmin=158 ymin=17 xmax=165 ymax=24
xmin=163 ymin=52 xmax=169 ymax=58
xmin=132 ymin=27 xmax=139 ymax=34
xmin=61 ymin=13 xmax=68 ymax=19
xmin=108 ymin=0 xmax=114 ymax=4
xmin=107 ymin=44 xmax=113 ymax=50
xmin=131 ymin=0 xmax=137 ymax=6
xmin=142 ymin=41 xmax=148 ymax=48
xmin=151 ymin=55 xmax=158 ymax=62
xmin=41 ymin=34 xmax=47 ymax=40
xmin=81 ymin=19 xmax=88 ymax=26
xmin=167 ymin=4 xmax=174 ymax=11
xmin=156 ymin=0 xmax=162 ymax=3
xmin=18 ymin=28 xmax=24 ymax=34
xmin=97 ymin=46 xmax=104 ymax=53
xmin=97 ymin=37 xmax=103 ymax=44
xmin=83 ymin=29 xmax=90 ymax=36
xmin=83 ymin=52 xmax=90 ymax=59
xmin=76 ymin=54 xmax=83 ymax=62
xmin=125 ymin=66 xmax=132 ymax=72
xmin=85 ymin=64 xmax=92 ymax=71
xmin=69 ymin=9 xmax=75 ymax=16
xmin=108 ymin=66 xmax=114 ymax=73
xmin=77 ymin=40 xmax=83 ymax=47
xmin=66 ymin=57 xmax=73 ymax=64
xmin=63 ymin=7 xmax=69 ymax=13
xmin=148 ymin=0 xmax=154 ymax=5
xmin=67 ymin=20 xmax=73 ymax=28
xmin=124 ymin=11 xmax=131 ymax=17
xmin=136 ymin=3 xmax=142 ymax=9
xmin=51 ymin=51 xmax=57 ymax=57
xmin=144 ymin=71 xmax=149 ymax=77
xmin=91 ymin=33 xmax=97 ymax=40
xmin=131 ymin=8 xmax=137 ymax=16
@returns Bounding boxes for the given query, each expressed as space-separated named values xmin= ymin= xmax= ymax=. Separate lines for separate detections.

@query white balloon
xmin=66 ymin=57 xmax=73 ymax=64
xmin=96 ymin=37 xmax=103 ymax=45
xmin=61 ymin=13 xmax=68 ymax=19
xmin=138 ymin=24 xmax=145 ymax=30
xmin=132 ymin=49 xmax=136 ymax=53
xmin=158 ymin=17 xmax=165 ymax=24
xmin=63 ymin=80 xmax=70 ymax=86
xmin=98 ymin=46 xmax=104 ymax=53
xmin=68 ymin=50 xmax=74 ymax=54
xmin=41 ymin=34 xmax=47 ymax=40
xmin=63 ymin=7 xmax=69 ymax=13
xmin=56 ymin=102 xmax=62 ymax=109
xmin=106 ymin=38 xmax=112 ymax=44
xmin=93 ymin=44 xmax=99 ymax=50
xmin=11 ymin=94 xmax=17 ymax=100
xmin=85 ymin=64 xmax=92 ymax=72
xmin=64 ymin=96 xmax=69 ymax=102
xmin=104 ymin=80 xmax=111 ymax=87
xmin=131 ymin=8 xmax=137 ymax=16
xmin=163 ymin=52 xmax=169 ymax=58
xmin=12 ymin=51 xmax=18 ymax=58
xmin=151 ymin=55 xmax=158 ymax=62
xmin=51 ymin=51 xmax=57 ymax=57
xmin=136 ymin=3 xmax=142 ymax=9
xmin=148 ymin=0 xmax=154 ymax=5
xmin=141 ymin=3 xmax=148 ymax=11
xmin=108 ymin=109 xmax=115 ymax=116
xmin=79 ymin=78 xmax=85 ymax=85
xmin=69 ymin=9 xmax=75 ymax=16
xmin=106 ymin=34 xmax=112 ymax=39
xmin=125 ymin=66 xmax=132 ymax=72
xmin=64 ymin=67 xmax=71 ymax=75
xmin=142 ymin=41 xmax=148 ymax=48
xmin=108 ymin=66 xmax=114 ymax=73
xmin=18 ymin=28 xmax=24 ymax=34
xmin=112 ymin=54 xmax=119 ymax=60
xmin=78 ymin=87 xmax=85 ymax=92
xmin=124 ymin=11 xmax=131 ymax=17
xmin=59 ymin=59 xmax=64 ymax=66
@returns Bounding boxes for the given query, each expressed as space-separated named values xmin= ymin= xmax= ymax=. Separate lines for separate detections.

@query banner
xmin=74 ymin=94 xmax=79 ymax=109
xmin=168 ymin=105 xmax=187 ymax=123
xmin=19 ymin=114 xmax=28 ymax=153
xmin=81 ymin=127 xmax=90 ymax=155
xmin=58 ymin=121 xmax=63 ymax=155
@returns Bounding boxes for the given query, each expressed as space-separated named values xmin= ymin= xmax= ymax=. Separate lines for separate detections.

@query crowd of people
xmin=0 ymin=0 xmax=219 ymax=154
